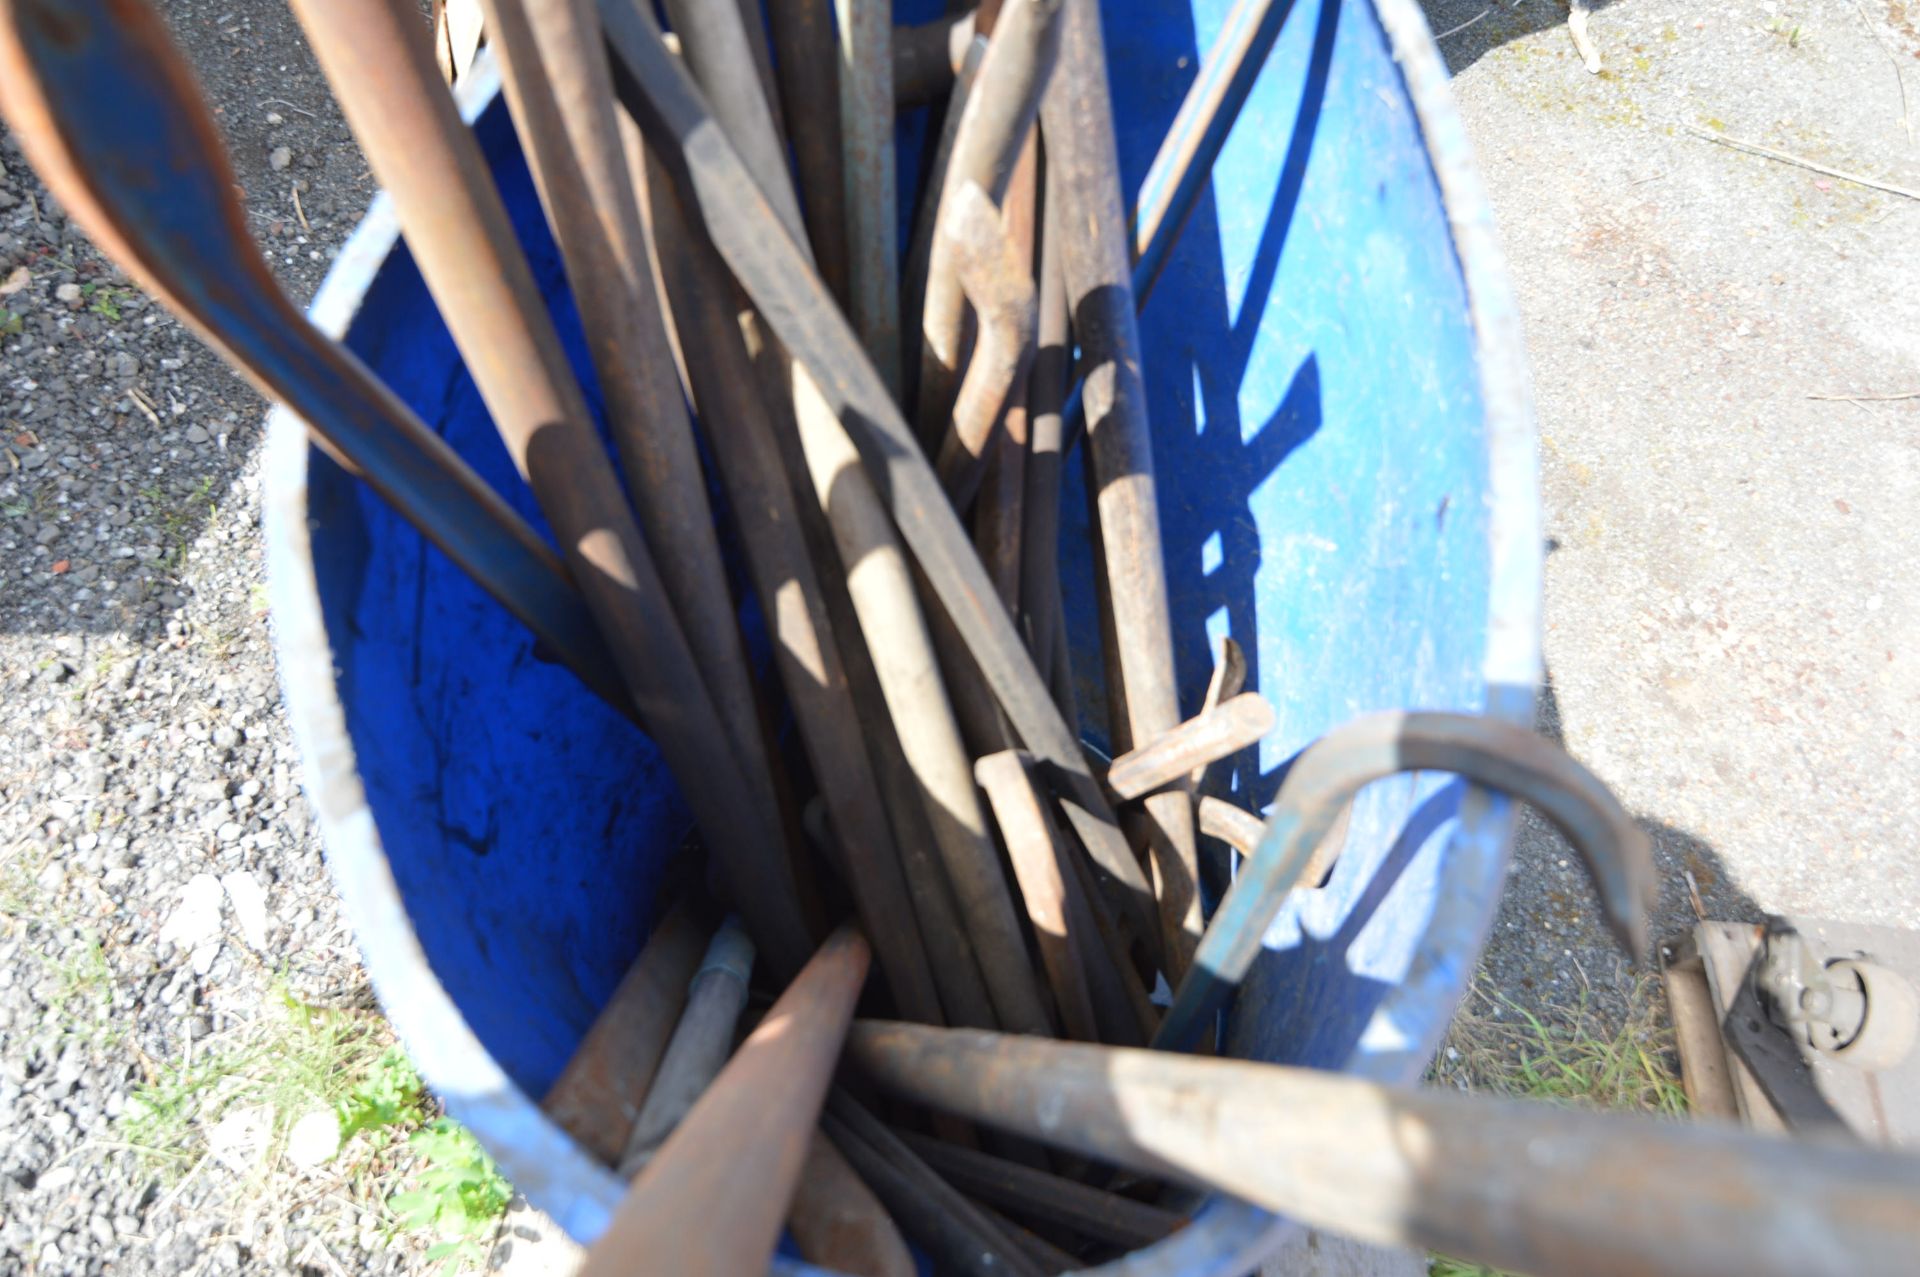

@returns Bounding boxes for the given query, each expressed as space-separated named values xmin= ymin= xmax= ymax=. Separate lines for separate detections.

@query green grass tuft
xmin=1424 ymin=974 xmax=1687 ymax=1276
xmin=120 ymin=986 xmax=510 ymax=1271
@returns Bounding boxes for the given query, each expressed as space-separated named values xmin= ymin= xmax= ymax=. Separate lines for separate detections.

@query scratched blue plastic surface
xmin=301 ymin=0 xmax=1510 ymax=1264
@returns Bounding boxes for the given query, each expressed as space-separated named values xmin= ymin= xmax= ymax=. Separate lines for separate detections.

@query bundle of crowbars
xmin=2 ymin=0 xmax=1916 ymax=1274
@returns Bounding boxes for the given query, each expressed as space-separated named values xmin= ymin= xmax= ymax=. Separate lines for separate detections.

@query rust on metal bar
xmin=580 ymin=929 xmax=870 ymax=1277
xmin=1198 ymin=793 xmax=1349 ymax=892
xmin=619 ymin=917 xmax=756 ymax=1175
xmin=1058 ymin=822 xmax=1157 ymax=1046
xmin=933 ymin=182 xmax=1038 ymax=510
xmin=1190 ymin=635 xmax=1248 ymax=785
xmin=974 ymin=752 xmax=1100 ymax=1043
xmin=894 ymin=10 xmax=977 ymax=105
xmin=823 ymin=1091 xmax=1043 ymax=1277
xmin=728 ymin=0 xmax=786 ymax=138
xmin=0 ymin=0 xmax=638 ymax=720
xmin=900 ymin=1130 xmax=1183 ymax=1248
xmin=973 ymin=132 xmax=1039 ymax=617
xmin=766 ymin=0 xmax=852 ymax=305
xmin=1195 ymin=795 xmax=1264 ymax=859
xmin=640 ymin=154 xmax=945 ymax=1032
xmin=850 ymin=1020 xmax=1920 ymax=1277
xmin=540 ymin=898 xmax=711 ymax=1165
xmin=659 ymin=0 xmax=807 ymax=248
xmin=1020 ymin=190 xmax=1071 ymax=690
xmin=1040 ymin=0 xmax=1200 ymax=983
xmin=1105 ymin=691 xmax=1275 ymax=802
xmin=915 ymin=0 xmax=1062 ymax=439
xmin=481 ymin=0 xmax=775 ymax=819
xmin=295 ymin=0 xmax=813 ymax=977
xmin=970 ymin=1202 xmax=1082 ymax=1275
xmin=788 ymin=1130 xmax=915 ymax=1277
xmin=974 ymin=391 xmax=1030 ymax=615
xmin=834 ymin=0 xmax=902 ymax=396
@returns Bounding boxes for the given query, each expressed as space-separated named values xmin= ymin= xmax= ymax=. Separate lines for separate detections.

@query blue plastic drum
xmin=263 ymin=0 xmax=1539 ymax=1270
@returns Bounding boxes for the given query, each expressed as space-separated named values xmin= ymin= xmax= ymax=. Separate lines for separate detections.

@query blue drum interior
xmin=297 ymin=0 xmax=1520 ymax=1259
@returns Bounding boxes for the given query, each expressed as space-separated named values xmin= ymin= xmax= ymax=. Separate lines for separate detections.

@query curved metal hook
xmin=1156 ymin=711 xmax=1655 ymax=1051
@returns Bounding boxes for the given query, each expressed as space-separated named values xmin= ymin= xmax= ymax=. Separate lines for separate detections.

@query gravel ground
xmin=1 ymin=1 xmax=1916 ymax=1275
xmin=0 ymin=3 xmax=419 ymax=1273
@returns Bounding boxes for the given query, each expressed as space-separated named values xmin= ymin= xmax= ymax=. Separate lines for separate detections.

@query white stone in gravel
xmin=207 ymin=1103 xmax=272 ymax=1174
xmin=269 ymin=146 xmax=293 ymax=171
xmin=217 ymin=820 xmax=243 ymax=844
xmin=36 ymin=1166 xmax=75 ymax=1194
xmin=220 ymin=870 xmax=269 ymax=950
xmin=286 ymin=1108 xmax=339 ymax=1170
xmin=158 ymin=872 xmax=223 ymax=952
xmin=54 ymin=283 xmax=81 ymax=304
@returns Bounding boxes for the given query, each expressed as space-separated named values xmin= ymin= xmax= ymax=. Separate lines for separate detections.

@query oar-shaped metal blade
xmin=0 ymin=0 xmax=631 ymax=716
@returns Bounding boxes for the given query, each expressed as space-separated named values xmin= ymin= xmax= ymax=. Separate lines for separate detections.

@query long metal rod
xmin=916 ymin=0 xmax=1061 ymax=442
xmin=1157 ymin=711 xmax=1658 ymax=1052
xmin=599 ymin=1 xmax=1164 ymax=958
xmin=934 ymin=182 xmax=1038 ymax=511
xmin=480 ymin=0 xmax=774 ymax=810
xmin=580 ymin=929 xmax=871 ymax=1277
xmin=1040 ymin=0 xmax=1201 ymax=984
xmin=295 ymin=0 xmax=814 ymax=978
xmin=788 ymin=369 xmax=1052 ymax=1039
xmin=823 ymin=1092 xmax=1043 ymax=1277
xmin=972 ymin=133 xmax=1039 ymax=617
xmin=899 ymin=1130 xmax=1183 ymax=1248
xmin=765 ymin=0 xmax=852 ymax=305
xmin=1105 ymin=692 xmax=1275 ymax=802
xmin=975 ymin=752 xmax=1099 ymax=1043
xmin=0 ymin=0 xmax=639 ymax=720
xmin=640 ymin=160 xmax=944 ymax=1031
xmin=834 ymin=0 xmax=902 ymax=396
xmin=1056 ymin=0 xmax=1293 ymax=453
xmin=540 ymin=897 xmax=711 ymax=1165
xmin=970 ymin=1202 xmax=1082 ymax=1275
xmin=893 ymin=11 xmax=977 ymax=106
xmin=1059 ymin=819 xmax=1160 ymax=1046
xmin=900 ymin=27 xmax=985 ymax=426
xmin=618 ymin=917 xmax=756 ymax=1175
xmin=851 ymin=1020 xmax=1920 ymax=1277
xmin=1019 ymin=189 xmax=1071 ymax=690
xmin=729 ymin=0 xmax=786 ymax=138
xmin=788 ymin=1130 xmax=915 ymax=1277
xmin=659 ymin=0 xmax=807 ymax=250
xmin=1129 ymin=0 xmax=1291 ymax=305
xmin=1189 ymin=635 xmax=1248 ymax=785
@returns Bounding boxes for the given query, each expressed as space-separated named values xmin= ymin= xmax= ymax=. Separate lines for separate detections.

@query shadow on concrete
xmin=1418 ymin=0 xmax=1629 ymax=78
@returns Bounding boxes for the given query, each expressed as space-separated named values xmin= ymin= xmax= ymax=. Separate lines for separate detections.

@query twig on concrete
xmin=1853 ymin=0 xmax=1912 ymax=147
xmin=1682 ymin=124 xmax=1920 ymax=201
xmin=1434 ymin=8 xmax=1491 ymax=41
xmin=1807 ymin=389 xmax=1920 ymax=401
xmin=1568 ymin=0 xmax=1602 ymax=75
